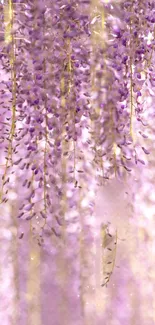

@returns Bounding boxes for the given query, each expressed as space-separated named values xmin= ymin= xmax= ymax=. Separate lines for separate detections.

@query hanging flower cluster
xmin=0 ymin=0 xmax=95 ymax=240
xmin=90 ymin=0 xmax=155 ymax=179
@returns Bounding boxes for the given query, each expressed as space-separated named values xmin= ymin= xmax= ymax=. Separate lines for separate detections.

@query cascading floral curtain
xmin=0 ymin=0 xmax=155 ymax=324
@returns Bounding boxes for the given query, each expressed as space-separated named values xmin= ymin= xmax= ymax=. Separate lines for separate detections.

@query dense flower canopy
xmin=0 ymin=0 xmax=154 ymax=237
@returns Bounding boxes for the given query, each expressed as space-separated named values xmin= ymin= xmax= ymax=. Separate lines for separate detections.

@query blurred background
xmin=1 ymin=167 xmax=155 ymax=325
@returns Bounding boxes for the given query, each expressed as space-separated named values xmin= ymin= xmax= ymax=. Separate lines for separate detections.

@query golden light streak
xmin=79 ymin=185 xmax=88 ymax=325
xmin=0 ymin=0 xmax=16 ymax=202
xmin=4 ymin=0 xmax=13 ymax=44
xmin=26 ymin=242 xmax=41 ymax=325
